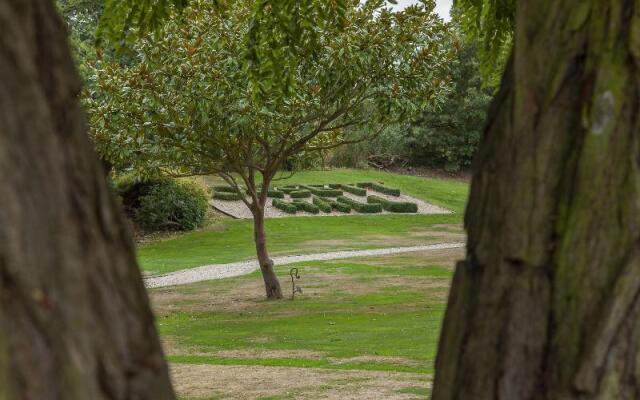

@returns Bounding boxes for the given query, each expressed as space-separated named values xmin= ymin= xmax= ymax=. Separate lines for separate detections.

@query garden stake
xmin=289 ymin=268 xmax=302 ymax=299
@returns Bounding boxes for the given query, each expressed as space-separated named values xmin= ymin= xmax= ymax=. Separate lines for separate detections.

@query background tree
xmin=86 ymin=0 xmax=453 ymax=299
xmin=0 ymin=0 xmax=174 ymax=398
xmin=405 ymin=37 xmax=492 ymax=171
xmin=432 ymin=0 xmax=640 ymax=398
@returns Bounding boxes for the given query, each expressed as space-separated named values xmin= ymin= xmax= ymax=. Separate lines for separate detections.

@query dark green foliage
xmin=213 ymin=192 xmax=244 ymax=201
xmin=340 ymin=184 xmax=367 ymax=196
xmin=367 ymin=195 xmax=418 ymax=213
xmin=328 ymin=184 xmax=341 ymax=189
xmin=337 ymin=196 xmax=382 ymax=213
xmin=405 ymin=40 xmax=492 ymax=171
xmin=136 ymin=180 xmax=208 ymax=231
xmin=300 ymin=185 xmax=342 ymax=197
xmin=312 ymin=196 xmax=332 ymax=213
xmin=252 ymin=189 xmax=285 ymax=198
xmin=356 ymin=182 xmax=373 ymax=188
xmin=319 ymin=196 xmax=351 ymax=213
xmin=289 ymin=190 xmax=311 ymax=199
xmin=214 ymin=185 xmax=239 ymax=193
xmin=272 ymin=199 xmax=297 ymax=214
xmin=292 ymin=200 xmax=320 ymax=214
xmin=370 ymin=183 xmax=400 ymax=196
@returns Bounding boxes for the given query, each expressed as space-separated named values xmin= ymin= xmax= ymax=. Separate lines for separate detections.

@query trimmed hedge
xmin=356 ymin=182 xmax=373 ymax=188
xmin=293 ymin=200 xmax=320 ymax=214
xmin=272 ymin=199 xmax=297 ymax=214
xmin=367 ymin=195 xmax=418 ymax=213
xmin=340 ymin=184 xmax=367 ymax=196
xmin=300 ymin=185 xmax=342 ymax=197
xmin=212 ymin=185 xmax=239 ymax=193
xmin=252 ymin=189 xmax=285 ymax=199
xmin=290 ymin=190 xmax=311 ymax=198
xmin=337 ymin=195 xmax=382 ymax=213
xmin=313 ymin=196 xmax=332 ymax=213
xmin=328 ymin=183 xmax=342 ymax=189
xmin=371 ymin=183 xmax=400 ymax=196
xmin=278 ymin=186 xmax=298 ymax=194
xmin=213 ymin=191 xmax=244 ymax=200
xmin=320 ymin=196 xmax=351 ymax=213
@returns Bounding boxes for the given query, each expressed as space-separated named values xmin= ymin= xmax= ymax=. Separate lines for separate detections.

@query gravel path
xmin=145 ymin=242 xmax=465 ymax=288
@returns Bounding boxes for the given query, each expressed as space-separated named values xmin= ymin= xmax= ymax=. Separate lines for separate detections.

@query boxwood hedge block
xmin=367 ymin=195 xmax=418 ymax=213
xmin=356 ymin=182 xmax=373 ymax=188
xmin=340 ymin=184 xmax=367 ymax=196
xmin=272 ymin=199 xmax=297 ymax=214
xmin=320 ymin=196 xmax=351 ymax=213
xmin=248 ymin=189 xmax=285 ymax=199
xmin=213 ymin=185 xmax=240 ymax=193
xmin=289 ymin=190 xmax=311 ymax=198
xmin=337 ymin=195 xmax=382 ymax=213
xmin=371 ymin=183 xmax=400 ymax=196
xmin=293 ymin=200 xmax=320 ymax=214
xmin=312 ymin=196 xmax=332 ymax=213
xmin=278 ymin=186 xmax=298 ymax=194
xmin=301 ymin=185 xmax=342 ymax=197
xmin=213 ymin=191 xmax=244 ymax=200
xmin=328 ymin=183 xmax=342 ymax=189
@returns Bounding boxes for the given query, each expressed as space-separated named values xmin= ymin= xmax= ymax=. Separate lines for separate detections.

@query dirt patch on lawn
xmin=170 ymin=363 xmax=430 ymax=400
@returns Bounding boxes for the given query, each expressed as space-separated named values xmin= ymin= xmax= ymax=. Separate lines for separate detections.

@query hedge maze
xmin=213 ymin=182 xmax=418 ymax=216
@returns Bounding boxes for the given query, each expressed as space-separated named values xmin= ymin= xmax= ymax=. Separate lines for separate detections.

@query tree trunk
xmin=432 ymin=1 xmax=640 ymax=399
xmin=0 ymin=1 xmax=175 ymax=399
xmin=252 ymin=205 xmax=283 ymax=300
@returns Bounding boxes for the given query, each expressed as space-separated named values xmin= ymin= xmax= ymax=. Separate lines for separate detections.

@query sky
xmin=389 ymin=0 xmax=453 ymax=21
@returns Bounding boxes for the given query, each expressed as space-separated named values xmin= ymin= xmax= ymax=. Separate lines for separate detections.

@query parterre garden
xmin=139 ymin=169 xmax=469 ymax=399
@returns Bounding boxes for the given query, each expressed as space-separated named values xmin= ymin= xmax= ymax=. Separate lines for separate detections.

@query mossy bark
xmin=432 ymin=1 xmax=640 ymax=399
xmin=0 ymin=1 xmax=175 ymax=398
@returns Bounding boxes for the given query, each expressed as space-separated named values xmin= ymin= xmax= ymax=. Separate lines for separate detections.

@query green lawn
xmin=153 ymin=249 xmax=460 ymax=399
xmin=139 ymin=169 xmax=468 ymax=274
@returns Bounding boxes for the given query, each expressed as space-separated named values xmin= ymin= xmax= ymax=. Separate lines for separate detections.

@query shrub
xmin=370 ymin=183 xmax=400 ymax=196
xmin=272 ymin=199 xmax=297 ymax=214
xmin=136 ymin=180 xmax=208 ymax=231
xmin=293 ymin=200 xmax=320 ymax=214
xmin=112 ymin=173 xmax=166 ymax=217
xmin=356 ymin=182 xmax=373 ymax=188
xmin=340 ymin=184 xmax=367 ymax=196
xmin=328 ymin=183 xmax=341 ymax=189
xmin=213 ymin=185 xmax=239 ymax=193
xmin=367 ymin=195 xmax=418 ymax=213
xmin=319 ymin=196 xmax=351 ymax=213
xmin=289 ymin=190 xmax=311 ymax=198
xmin=301 ymin=185 xmax=342 ymax=197
xmin=312 ymin=196 xmax=332 ymax=213
xmin=213 ymin=191 xmax=244 ymax=200
xmin=337 ymin=195 xmax=382 ymax=213
xmin=252 ymin=189 xmax=285 ymax=198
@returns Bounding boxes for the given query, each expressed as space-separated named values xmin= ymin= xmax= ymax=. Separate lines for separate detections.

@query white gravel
xmin=145 ymin=242 xmax=465 ymax=288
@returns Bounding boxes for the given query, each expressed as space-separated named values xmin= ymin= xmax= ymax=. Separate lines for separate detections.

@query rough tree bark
xmin=0 ymin=1 xmax=175 ymax=399
xmin=432 ymin=1 xmax=640 ymax=399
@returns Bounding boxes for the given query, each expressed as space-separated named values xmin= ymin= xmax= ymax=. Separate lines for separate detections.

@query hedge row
xmin=252 ymin=189 xmax=285 ymax=199
xmin=371 ymin=183 xmax=400 ymax=196
xmin=312 ymin=196 xmax=332 ymax=213
xmin=340 ymin=184 xmax=367 ymax=196
xmin=337 ymin=195 xmax=382 ymax=213
xmin=356 ymin=182 xmax=373 ymax=188
xmin=213 ymin=191 xmax=244 ymax=200
xmin=272 ymin=198 xmax=297 ymax=214
xmin=212 ymin=185 xmax=240 ymax=193
xmin=278 ymin=186 xmax=298 ymax=194
xmin=290 ymin=190 xmax=311 ymax=198
xmin=367 ymin=195 xmax=418 ymax=213
xmin=319 ymin=196 xmax=351 ymax=213
xmin=293 ymin=200 xmax=320 ymax=214
xmin=300 ymin=185 xmax=342 ymax=197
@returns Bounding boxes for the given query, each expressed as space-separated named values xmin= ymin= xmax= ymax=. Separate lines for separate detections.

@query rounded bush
xmin=136 ymin=180 xmax=208 ymax=231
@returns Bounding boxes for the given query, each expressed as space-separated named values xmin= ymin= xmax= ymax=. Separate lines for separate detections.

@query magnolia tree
xmin=86 ymin=0 xmax=453 ymax=299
